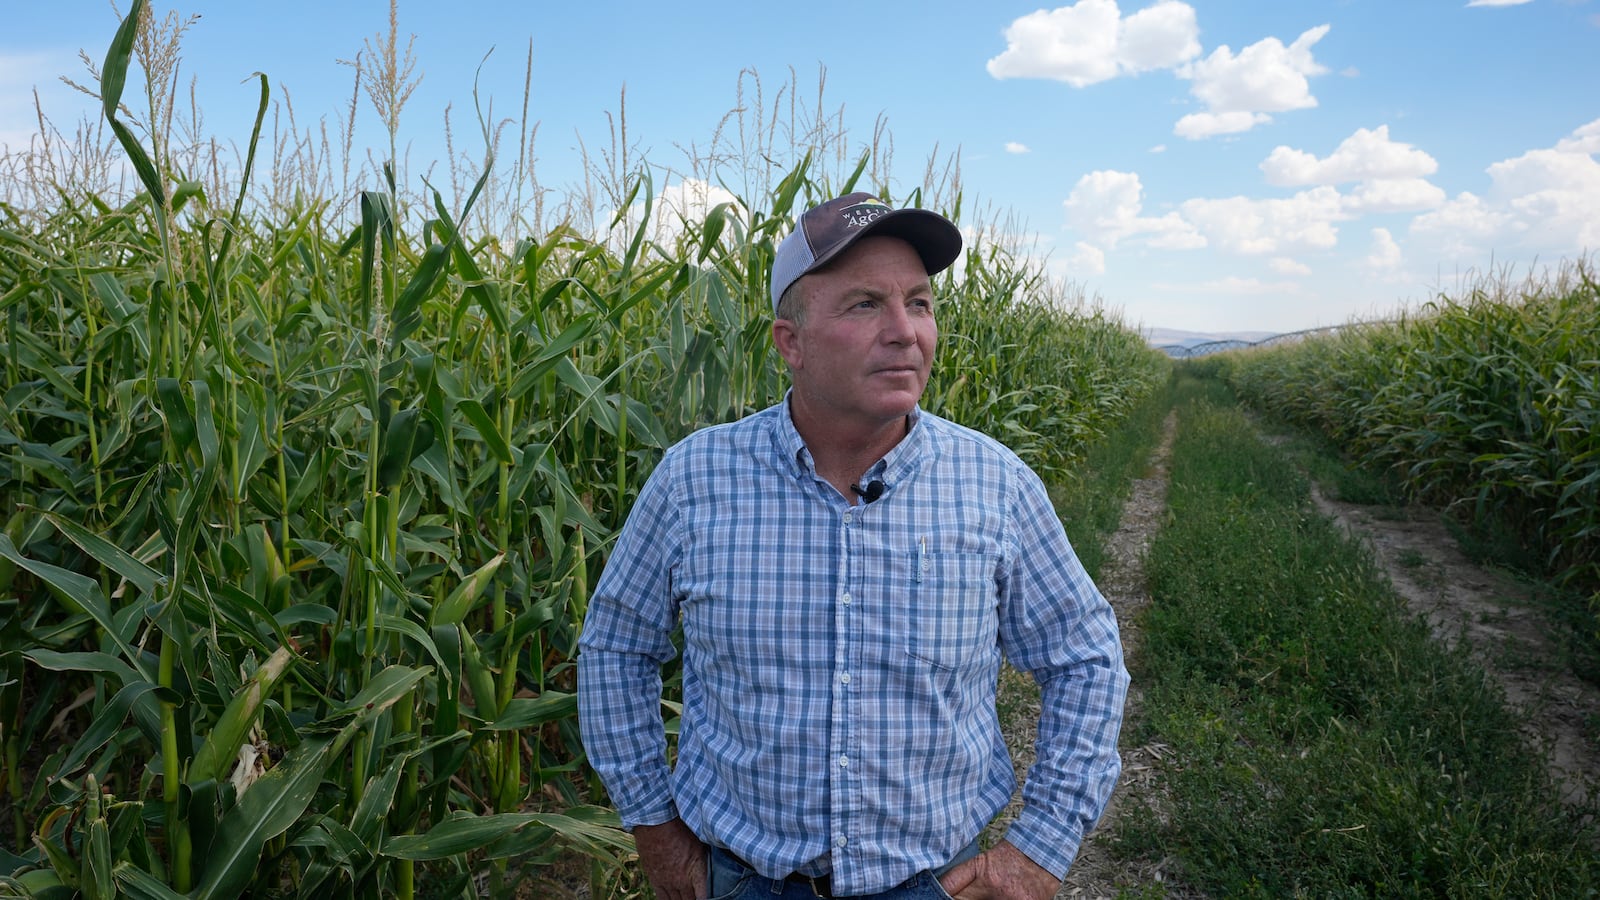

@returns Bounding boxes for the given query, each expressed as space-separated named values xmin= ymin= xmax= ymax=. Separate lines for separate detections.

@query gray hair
xmin=774 ymin=278 xmax=808 ymax=327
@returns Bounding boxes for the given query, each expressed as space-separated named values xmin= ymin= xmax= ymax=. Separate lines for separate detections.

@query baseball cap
xmin=769 ymin=192 xmax=963 ymax=314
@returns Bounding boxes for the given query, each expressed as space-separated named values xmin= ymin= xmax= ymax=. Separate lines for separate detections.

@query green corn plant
xmin=1228 ymin=259 xmax=1600 ymax=611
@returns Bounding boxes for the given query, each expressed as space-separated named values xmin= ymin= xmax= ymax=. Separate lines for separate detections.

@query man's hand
xmin=633 ymin=818 xmax=707 ymax=900
xmin=938 ymin=840 xmax=1061 ymax=900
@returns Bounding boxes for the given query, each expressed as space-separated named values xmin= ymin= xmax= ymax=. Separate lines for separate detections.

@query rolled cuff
xmin=619 ymin=794 xmax=680 ymax=833
xmin=1000 ymin=804 xmax=1084 ymax=881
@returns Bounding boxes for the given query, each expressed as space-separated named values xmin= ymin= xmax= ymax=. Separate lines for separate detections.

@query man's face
xmin=773 ymin=235 xmax=938 ymax=432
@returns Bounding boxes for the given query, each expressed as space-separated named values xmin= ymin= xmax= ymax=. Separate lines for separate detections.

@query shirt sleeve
xmin=995 ymin=463 xmax=1130 ymax=879
xmin=576 ymin=457 xmax=685 ymax=829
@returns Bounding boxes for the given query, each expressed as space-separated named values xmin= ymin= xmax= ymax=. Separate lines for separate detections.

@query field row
xmin=1221 ymin=263 xmax=1599 ymax=598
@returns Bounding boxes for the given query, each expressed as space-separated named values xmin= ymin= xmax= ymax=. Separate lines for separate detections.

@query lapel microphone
xmin=850 ymin=480 xmax=886 ymax=503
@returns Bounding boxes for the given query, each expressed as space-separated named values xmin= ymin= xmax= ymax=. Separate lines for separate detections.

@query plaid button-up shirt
xmin=577 ymin=398 xmax=1127 ymax=896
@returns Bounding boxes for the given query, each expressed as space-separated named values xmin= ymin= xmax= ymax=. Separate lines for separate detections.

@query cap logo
xmin=840 ymin=200 xmax=892 ymax=229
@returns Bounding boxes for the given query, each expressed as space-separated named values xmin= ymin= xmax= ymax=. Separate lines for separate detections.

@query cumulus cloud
xmin=1119 ymin=0 xmax=1205 ymax=71
xmin=1409 ymin=192 xmax=1517 ymax=257
xmin=1343 ymin=178 xmax=1447 ymax=214
xmin=1064 ymin=169 xmax=1206 ymax=250
xmin=1487 ymin=150 xmax=1600 ymax=250
xmin=602 ymin=178 xmax=742 ymax=253
xmin=1269 ymin=257 xmax=1312 ymax=276
xmin=1366 ymin=227 xmax=1403 ymax=270
xmin=987 ymin=0 xmax=1201 ymax=87
xmin=1556 ymin=119 xmax=1600 ymax=155
xmin=1179 ymin=186 xmax=1346 ymax=255
xmin=1064 ymin=241 xmax=1108 ymax=276
xmin=1005 ymin=141 xmax=1032 ymax=154
xmin=1174 ymin=25 xmax=1330 ymax=139
xmin=1260 ymin=126 xmax=1446 ymax=215
xmin=1175 ymin=111 xmax=1269 ymax=139
xmin=1261 ymin=126 xmax=1436 ymax=185
xmin=1411 ymin=117 xmax=1600 ymax=257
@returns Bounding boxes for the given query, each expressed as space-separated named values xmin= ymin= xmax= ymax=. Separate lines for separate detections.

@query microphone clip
xmin=850 ymin=480 xmax=886 ymax=503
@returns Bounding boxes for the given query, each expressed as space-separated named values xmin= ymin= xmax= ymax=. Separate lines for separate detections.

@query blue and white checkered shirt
xmin=577 ymin=398 xmax=1128 ymax=896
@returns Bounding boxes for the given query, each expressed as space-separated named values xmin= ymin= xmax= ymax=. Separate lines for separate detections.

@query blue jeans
xmin=706 ymin=840 xmax=980 ymax=900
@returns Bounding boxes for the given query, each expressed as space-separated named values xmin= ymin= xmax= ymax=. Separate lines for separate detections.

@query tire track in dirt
xmin=1056 ymin=410 xmax=1201 ymax=899
xmin=1306 ymin=484 xmax=1600 ymax=811
xmin=1056 ymin=409 xmax=1196 ymax=890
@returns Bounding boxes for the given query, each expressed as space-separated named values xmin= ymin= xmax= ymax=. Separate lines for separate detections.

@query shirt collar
xmin=772 ymin=393 xmax=930 ymax=486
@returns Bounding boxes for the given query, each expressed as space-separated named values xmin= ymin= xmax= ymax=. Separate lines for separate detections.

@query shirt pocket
xmin=907 ymin=551 xmax=999 ymax=669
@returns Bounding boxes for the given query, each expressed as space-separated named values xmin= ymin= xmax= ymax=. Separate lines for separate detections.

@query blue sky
xmin=5 ymin=0 xmax=1598 ymax=334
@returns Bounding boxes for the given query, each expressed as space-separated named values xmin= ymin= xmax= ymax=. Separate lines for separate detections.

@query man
xmin=577 ymin=193 xmax=1128 ymax=899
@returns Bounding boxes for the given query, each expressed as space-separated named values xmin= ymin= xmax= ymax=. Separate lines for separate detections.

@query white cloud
xmin=1343 ymin=178 xmax=1447 ymax=214
xmin=1409 ymin=192 xmax=1517 ymax=257
xmin=1180 ymin=186 xmax=1346 ymax=255
xmin=1175 ymin=24 xmax=1330 ymax=139
xmin=1005 ymin=141 xmax=1031 ymax=154
xmin=1466 ymin=0 xmax=1533 ymax=7
xmin=1174 ymin=111 xmax=1270 ymax=140
xmin=1261 ymin=126 xmax=1437 ymax=185
xmin=1411 ymin=117 xmax=1600 ymax=257
xmin=1119 ymin=0 xmax=1205 ymax=72
xmin=1260 ymin=126 xmax=1446 ymax=215
xmin=1269 ymin=257 xmax=1312 ymax=276
xmin=1366 ymin=227 xmax=1403 ymax=270
xmin=1065 ymin=241 xmax=1108 ymax=276
xmin=1064 ymin=169 xmax=1205 ymax=250
xmin=1556 ymin=119 xmax=1600 ymax=155
xmin=986 ymin=0 xmax=1201 ymax=87
xmin=602 ymin=178 xmax=743 ymax=253
xmin=1488 ymin=148 xmax=1600 ymax=250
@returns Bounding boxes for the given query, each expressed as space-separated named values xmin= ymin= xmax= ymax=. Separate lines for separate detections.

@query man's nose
xmin=880 ymin=300 xmax=917 ymax=343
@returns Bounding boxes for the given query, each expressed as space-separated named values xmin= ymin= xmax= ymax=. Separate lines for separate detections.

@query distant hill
xmin=1143 ymin=327 xmax=1280 ymax=350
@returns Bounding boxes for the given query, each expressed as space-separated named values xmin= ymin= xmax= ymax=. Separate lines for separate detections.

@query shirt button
xmin=841 ymin=592 xmax=851 ymax=606
xmin=839 ymin=755 xmax=849 ymax=768
xmin=834 ymin=834 xmax=847 ymax=848
xmin=839 ymin=672 xmax=851 ymax=684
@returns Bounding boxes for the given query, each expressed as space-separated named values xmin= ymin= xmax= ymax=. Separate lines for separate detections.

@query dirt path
xmin=1306 ymin=485 xmax=1600 ymax=809
xmin=1056 ymin=411 xmax=1198 ymax=899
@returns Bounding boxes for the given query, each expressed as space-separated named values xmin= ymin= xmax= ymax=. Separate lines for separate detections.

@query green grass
xmin=1120 ymin=375 xmax=1600 ymax=898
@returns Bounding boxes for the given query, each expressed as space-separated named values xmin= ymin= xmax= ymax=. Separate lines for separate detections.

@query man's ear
xmin=772 ymin=319 xmax=802 ymax=370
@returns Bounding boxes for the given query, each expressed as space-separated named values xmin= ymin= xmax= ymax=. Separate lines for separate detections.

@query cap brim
xmin=808 ymin=207 xmax=963 ymax=280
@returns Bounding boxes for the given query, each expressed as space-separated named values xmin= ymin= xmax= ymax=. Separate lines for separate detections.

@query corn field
xmin=0 ymin=3 xmax=1167 ymax=897
xmin=1225 ymin=261 xmax=1600 ymax=604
